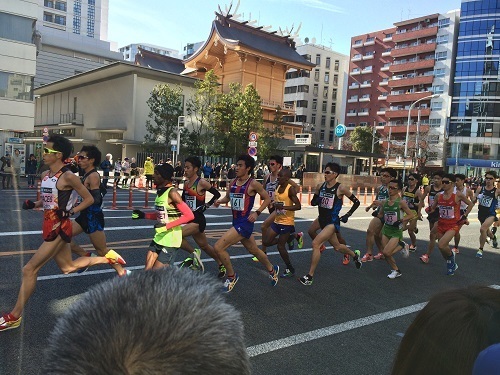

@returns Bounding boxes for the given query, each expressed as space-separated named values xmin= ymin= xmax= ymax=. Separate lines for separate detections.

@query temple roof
xmin=184 ymin=12 xmax=315 ymax=69
xmin=135 ymin=47 xmax=185 ymax=74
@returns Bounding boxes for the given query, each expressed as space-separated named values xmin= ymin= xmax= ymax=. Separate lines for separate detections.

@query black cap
xmin=154 ymin=163 xmax=174 ymax=180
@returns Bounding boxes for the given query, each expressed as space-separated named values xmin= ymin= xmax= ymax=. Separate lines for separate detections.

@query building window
xmin=0 ymin=71 xmax=33 ymax=101
xmin=326 ymin=57 xmax=331 ymax=69
xmin=0 ymin=12 xmax=34 ymax=43
xmin=437 ymin=34 xmax=449 ymax=44
xmin=332 ymin=89 xmax=337 ymax=99
xmin=429 ymin=135 xmax=440 ymax=144
xmin=302 ymin=54 xmax=311 ymax=62
xmin=430 ymin=118 xmax=441 ymax=127
xmin=435 ymin=51 xmax=447 ymax=61
xmin=333 ymin=75 xmax=338 ymax=86
xmin=44 ymin=0 xmax=54 ymax=7
xmin=324 ymin=72 xmax=330 ymax=83
xmin=316 ymin=54 xmax=321 ymax=65
xmin=329 ymin=130 xmax=334 ymax=142
xmin=54 ymin=14 xmax=66 ymax=25
xmin=331 ymin=103 xmax=336 ymax=113
xmin=312 ymin=99 xmax=317 ymax=110
xmin=431 ymin=101 xmax=443 ymax=110
xmin=296 ymin=100 xmax=308 ymax=108
xmin=320 ymin=130 xmax=325 ymax=141
xmin=322 ymin=101 xmax=327 ymax=112
xmin=378 ymin=122 xmax=386 ymax=126
xmin=323 ymin=87 xmax=328 ymax=99
xmin=432 ymin=85 xmax=444 ymax=94
xmin=366 ymin=37 xmax=375 ymax=42
xmin=359 ymin=122 xmax=368 ymax=126
xmin=313 ymin=84 xmax=318 ymax=96
xmin=298 ymin=85 xmax=309 ymax=93
xmin=314 ymin=69 xmax=320 ymax=81
xmin=354 ymin=39 xmax=362 ymax=45
xmin=55 ymin=1 xmax=67 ymax=11
xmin=438 ymin=18 xmax=450 ymax=28
xmin=311 ymin=114 xmax=316 ymax=124
xmin=434 ymin=68 xmax=445 ymax=77
xmin=321 ymin=116 xmax=326 ymax=126
xmin=348 ymin=109 xmax=356 ymax=114
xmin=334 ymin=60 xmax=339 ymax=72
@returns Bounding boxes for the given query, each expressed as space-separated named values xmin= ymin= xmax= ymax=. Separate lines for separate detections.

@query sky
xmin=107 ymin=0 xmax=462 ymax=56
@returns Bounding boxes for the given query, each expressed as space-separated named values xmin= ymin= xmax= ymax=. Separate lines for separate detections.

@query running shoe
xmin=299 ymin=274 xmax=313 ymax=286
xmin=361 ymin=253 xmax=373 ymax=262
xmin=476 ymin=249 xmax=483 ymax=258
xmin=251 ymin=256 xmax=259 ymax=262
xmin=281 ymin=267 xmax=295 ymax=278
xmin=409 ymin=245 xmax=417 ymax=253
xmin=353 ymin=250 xmax=362 ymax=269
xmin=217 ymin=264 xmax=226 ymax=279
xmin=0 ymin=313 xmax=22 ymax=332
xmin=190 ymin=248 xmax=204 ymax=273
xmin=297 ymin=232 xmax=304 ymax=249
xmin=447 ymin=255 xmax=458 ymax=276
xmin=342 ymin=254 xmax=350 ymax=265
xmin=77 ymin=252 xmax=97 ymax=274
xmin=493 ymin=235 xmax=498 ymax=248
xmin=400 ymin=242 xmax=409 ymax=258
xmin=105 ymin=249 xmax=126 ymax=265
xmin=414 ymin=227 xmax=419 ymax=234
xmin=270 ymin=265 xmax=279 ymax=286
xmin=119 ymin=269 xmax=132 ymax=277
xmin=319 ymin=244 xmax=327 ymax=253
xmin=373 ymin=252 xmax=385 ymax=260
xmin=287 ymin=236 xmax=295 ymax=250
xmin=223 ymin=274 xmax=239 ymax=293
xmin=420 ymin=254 xmax=429 ymax=264
xmin=485 ymin=237 xmax=490 ymax=244
xmin=179 ymin=257 xmax=194 ymax=269
xmin=387 ymin=270 xmax=402 ymax=279
xmin=452 ymin=247 xmax=460 ymax=254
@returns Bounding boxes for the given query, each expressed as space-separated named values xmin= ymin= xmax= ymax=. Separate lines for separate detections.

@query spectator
xmin=121 ymin=157 xmax=130 ymax=188
xmin=129 ymin=157 xmax=138 ymax=188
xmin=100 ymin=153 xmax=112 ymax=188
xmin=174 ymin=160 xmax=183 ymax=185
xmin=422 ymin=174 xmax=429 ymax=187
xmin=1 ymin=153 xmax=12 ymax=189
xmin=214 ymin=162 xmax=222 ymax=179
xmin=144 ymin=156 xmax=154 ymax=189
xmin=26 ymin=154 xmax=37 ymax=188
xmin=202 ymin=161 xmax=213 ymax=179
xmin=227 ymin=163 xmax=236 ymax=180
xmin=11 ymin=149 xmax=22 ymax=188
xmin=113 ymin=158 xmax=122 ymax=187
xmin=391 ymin=285 xmax=500 ymax=375
xmin=41 ymin=268 xmax=250 ymax=375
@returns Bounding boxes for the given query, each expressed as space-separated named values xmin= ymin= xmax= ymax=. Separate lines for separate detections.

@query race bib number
xmin=155 ymin=205 xmax=168 ymax=224
xmin=230 ymin=193 xmax=245 ymax=211
xmin=319 ymin=192 xmax=334 ymax=209
xmin=479 ymin=196 xmax=493 ymax=208
xmin=384 ymin=211 xmax=397 ymax=225
xmin=439 ymin=205 xmax=455 ymax=219
xmin=185 ymin=196 xmax=196 ymax=211
xmin=268 ymin=191 xmax=275 ymax=200
xmin=41 ymin=192 xmax=55 ymax=210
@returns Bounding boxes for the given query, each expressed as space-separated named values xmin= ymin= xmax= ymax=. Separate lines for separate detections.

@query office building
xmin=284 ymin=43 xmax=349 ymax=148
xmin=119 ymin=43 xmax=179 ymax=62
xmin=448 ymin=0 xmax=500 ymax=173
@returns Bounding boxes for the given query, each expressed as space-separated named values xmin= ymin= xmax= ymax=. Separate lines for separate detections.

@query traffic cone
xmin=138 ymin=176 xmax=144 ymax=189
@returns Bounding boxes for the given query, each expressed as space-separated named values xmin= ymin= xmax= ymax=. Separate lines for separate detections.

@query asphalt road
xmin=0 ymin=187 xmax=499 ymax=375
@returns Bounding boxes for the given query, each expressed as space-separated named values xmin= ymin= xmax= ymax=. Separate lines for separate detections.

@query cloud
xmin=299 ymin=0 xmax=345 ymax=13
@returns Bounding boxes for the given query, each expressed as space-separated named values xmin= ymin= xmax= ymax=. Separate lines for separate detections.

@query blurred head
xmin=323 ymin=162 xmax=340 ymax=181
xmin=42 ymin=268 xmax=250 ymax=374
xmin=154 ymin=163 xmax=174 ymax=185
xmin=184 ymin=156 xmax=201 ymax=178
xmin=388 ymin=179 xmax=402 ymax=196
xmin=277 ymin=168 xmax=292 ymax=186
xmin=380 ymin=168 xmax=397 ymax=184
xmin=78 ymin=145 xmax=101 ymax=168
xmin=236 ymin=155 xmax=255 ymax=177
xmin=269 ymin=155 xmax=283 ymax=173
xmin=407 ymin=173 xmax=420 ymax=186
xmin=392 ymin=285 xmax=500 ymax=375
xmin=44 ymin=135 xmax=73 ymax=163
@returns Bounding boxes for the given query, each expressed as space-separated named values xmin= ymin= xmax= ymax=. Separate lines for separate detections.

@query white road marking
xmin=246 ymin=284 xmax=500 ymax=358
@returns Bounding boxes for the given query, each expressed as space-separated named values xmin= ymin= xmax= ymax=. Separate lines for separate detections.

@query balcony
xmin=384 ymin=124 xmax=430 ymax=135
xmin=361 ymin=69 xmax=373 ymax=74
xmin=381 ymin=51 xmax=391 ymax=57
xmin=346 ymin=112 xmax=357 ymax=117
xmin=359 ymin=97 xmax=371 ymax=102
xmin=363 ymin=54 xmax=374 ymax=60
xmin=393 ymin=26 xmax=438 ymax=43
xmin=364 ymin=40 xmax=375 ymax=46
xmin=388 ymin=75 xmax=434 ymax=88
xmin=377 ymin=110 xmax=387 ymax=115
xmin=358 ymin=111 xmax=369 ymax=116
xmin=350 ymin=70 xmax=361 ymax=76
xmin=385 ymin=108 xmax=431 ymax=118
xmin=351 ymin=55 xmax=362 ymax=62
xmin=379 ymin=81 xmax=389 ymax=86
xmin=378 ymin=95 xmax=388 ymax=100
xmin=347 ymin=98 xmax=359 ymax=103
xmin=60 ymin=113 xmax=84 ymax=125
xmin=387 ymin=91 xmax=435 ymax=103
xmin=380 ymin=66 xmax=390 ymax=71
xmin=390 ymin=58 xmax=435 ymax=73
xmin=349 ymin=83 xmax=360 ymax=89
xmin=352 ymin=42 xmax=363 ymax=48
xmin=261 ymin=99 xmax=295 ymax=113
xmin=383 ymin=36 xmax=393 ymax=42
xmin=360 ymin=82 xmax=372 ymax=88
xmin=391 ymin=42 xmax=437 ymax=58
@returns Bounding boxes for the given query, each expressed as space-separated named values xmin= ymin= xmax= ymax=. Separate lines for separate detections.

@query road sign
xmin=177 ymin=116 xmax=185 ymax=127
xmin=335 ymin=124 xmax=347 ymax=137
xmin=42 ymin=135 xmax=49 ymax=142
xmin=249 ymin=132 xmax=258 ymax=141
xmin=294 ymin=134 xmax=312 ymax=145
xmin=248 ymin=147 xmax=257 ymax=157
xmin=43 ymin=127 xmax=48 ymax=133
xmin=248 ymin=141 xmax=258 ymax=147
xmin=171 ymin=145 xmax=177 ymax=152
xmin=171 ymin=140 xmax=178 ymax=145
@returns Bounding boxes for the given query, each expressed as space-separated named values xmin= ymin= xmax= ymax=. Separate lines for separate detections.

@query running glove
xmin=132 ymin=209 xmax=145 ymax=219
xmin=22 ymin=200 xmax=35 ymax=210
xmin=391 ymin=220 xmax=402 ymax=228
xmin=56 ymin=209 xmax=73 ymax=219
xmin=339 ymin=214 xmax=350 ymax=223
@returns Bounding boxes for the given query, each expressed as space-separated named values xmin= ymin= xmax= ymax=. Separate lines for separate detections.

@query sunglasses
xmin=388 ymin=186 xmax=399 ymax=190
xmin=269 ymin=163 xmax=276 ymax=166
xmin=43 ymin=147 xmax=60 ymax=154
xmin=77 ymin=155 xmax=89 ymax=160
xmin=408 ymin=177 xmax=416 ymax=181
xmin=442 ymin=180 xmax=452 ymax=184
xmin=324 ymin=170 xmax=335 ymax=175
xmin=485 ymin=177 xmax=494 ymax=180
xmin=381 ymin=174 xmax=391 ymax=178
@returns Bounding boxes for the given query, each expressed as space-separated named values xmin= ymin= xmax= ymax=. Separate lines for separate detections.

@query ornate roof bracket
xmin=238 ymin=52 xmax=247 ymax=62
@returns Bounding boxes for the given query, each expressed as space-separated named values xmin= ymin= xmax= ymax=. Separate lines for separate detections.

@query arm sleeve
xmin=311 ymin=193 xmax=320 ymax=206
xmin=345 ymin=195 xmax=360 ymax=216
xmin=144 ymin=212 xmax=156 ymax=220
xmin=165 ymin=201 xmax=195 ymax=230
xmin=206 ymin=186 xmax=221 ymax=206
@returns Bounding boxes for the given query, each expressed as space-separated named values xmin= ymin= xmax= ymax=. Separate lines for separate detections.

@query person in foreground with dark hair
xmin=131 ymin=163 xmax=194 ymax=270
xmin=391 ymin=285 xmax=500 ymax=375
xmin=41 ymin=267 xmax=251 ymax=374
xmin=299 ymin=162 xmax=362 ymax=286
xmin=0 ymin=135 xmax=125 ymax=332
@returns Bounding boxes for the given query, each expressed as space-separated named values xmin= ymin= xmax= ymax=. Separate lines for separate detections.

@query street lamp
xmin=402 ymin=94 xmax=440 ymax=183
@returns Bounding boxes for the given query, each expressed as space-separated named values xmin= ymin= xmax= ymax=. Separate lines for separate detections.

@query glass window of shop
xmin=0 ymin=72 xmax=33 ymax=101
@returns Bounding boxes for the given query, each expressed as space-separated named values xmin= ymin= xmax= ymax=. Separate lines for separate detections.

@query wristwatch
xmin=255 ymin=210 xmax=261 ymax=216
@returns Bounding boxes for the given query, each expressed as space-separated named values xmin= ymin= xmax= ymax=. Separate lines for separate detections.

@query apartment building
xmin=345 ymin=11 xmax=459 ymax=171
xmin=0 ymin=0 xmax=38 ymax=149
xmin=35 ymin=0 xmax=122 ymax=87
xmin=283 ymin=43 xmax=349 ymax=148
xmin=448 ymin=0 xmax=500 ymax=174
xmin=119 ymin=43 xmax=179 ymax=62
